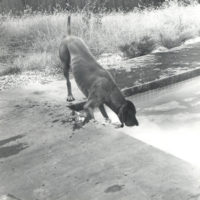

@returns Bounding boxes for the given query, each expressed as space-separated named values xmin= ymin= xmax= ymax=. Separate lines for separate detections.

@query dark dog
xmin=59 ymin=16 xmax=138 ymax=127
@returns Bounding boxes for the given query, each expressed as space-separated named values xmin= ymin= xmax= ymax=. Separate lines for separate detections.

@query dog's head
xmin=118 ymin=100 xmax=139 ymax=127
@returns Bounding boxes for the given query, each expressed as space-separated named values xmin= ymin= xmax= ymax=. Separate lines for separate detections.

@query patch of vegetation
xmin=0 ymin=66 xmax=21 ymax=76
xmin=120 ymin=36 xmax=156 ymax=58
xmin=0 ymin=0 xmax=200 ymax=73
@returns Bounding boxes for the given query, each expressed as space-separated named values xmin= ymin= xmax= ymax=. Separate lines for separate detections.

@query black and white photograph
xmin=0 ymin=0 xmax=200 ymax=199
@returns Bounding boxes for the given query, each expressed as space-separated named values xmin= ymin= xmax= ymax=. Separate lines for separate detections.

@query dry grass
xmin=1 ymin=0 xmax=200 ymax=75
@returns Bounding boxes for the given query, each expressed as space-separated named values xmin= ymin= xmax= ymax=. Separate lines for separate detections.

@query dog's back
xmin=60 ymin=36 xmax=95 ymax=66
xmin=59 ymin=23 xmax=118 ymax=98
xmin=62 ymin=37 xmax=118 ymax=97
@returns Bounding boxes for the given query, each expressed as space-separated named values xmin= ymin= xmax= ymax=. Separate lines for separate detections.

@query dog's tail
xmin=67 ymin=15 xmax=71 ymax=35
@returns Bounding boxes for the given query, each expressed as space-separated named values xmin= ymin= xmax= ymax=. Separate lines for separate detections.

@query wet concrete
xmin=0 ymin=143 xmax=28 ymax=158
xmin=0 ymin=135 xmax=28 ymax=158
xmin=6 ymin=193 xmax=23 ymax=200
xmin=104 ymin=184 xmax=125 ymax=193
xmin=0 ymin=135 xmax=24 ymax=146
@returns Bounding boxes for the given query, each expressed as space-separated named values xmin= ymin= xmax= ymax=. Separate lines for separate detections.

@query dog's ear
xmin=126 ymin=100 xmax=136 ymax=113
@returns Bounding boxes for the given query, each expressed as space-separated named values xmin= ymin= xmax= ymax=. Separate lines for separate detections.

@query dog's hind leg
xmin=63 ymin=65 xmax=75 ymax=102
xmin=60 ymin=42 xmax=74 ymax=102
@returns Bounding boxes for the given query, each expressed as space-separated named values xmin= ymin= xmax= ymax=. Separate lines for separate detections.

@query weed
xmin=0 ymin=0 xmax=200 ymax=73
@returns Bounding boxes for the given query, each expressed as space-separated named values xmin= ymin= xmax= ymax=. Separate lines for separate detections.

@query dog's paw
xmin=113 ymin=122 xmax=124 ymax=129
xmin=101 ymin=118 xmax=112 ymax=126
xmin=105 ymin=118 xmax=112 ymax=123
xmin=82 ymin=117 xmax=91 ymax=125
xmin=91 ymin=119 xmax=98 ymax=124
xmin=66 ymin=95 xmax=75 ymax=102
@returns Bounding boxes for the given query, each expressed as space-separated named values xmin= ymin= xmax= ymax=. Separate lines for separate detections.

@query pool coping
xmin=67 ymin=67 xmax=200 ymax=111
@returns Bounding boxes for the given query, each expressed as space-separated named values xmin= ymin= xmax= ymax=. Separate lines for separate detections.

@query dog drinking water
xmin=59 ymin=16 xmax=138 ymax=127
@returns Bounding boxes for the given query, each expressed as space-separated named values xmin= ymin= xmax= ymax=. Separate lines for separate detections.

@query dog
xmin=59 ymin=16 xmax=138 ymax=127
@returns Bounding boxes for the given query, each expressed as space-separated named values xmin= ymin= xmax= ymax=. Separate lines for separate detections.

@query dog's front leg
xmin=99 ymin=104 xmax=111 ymax=123
xmin=64 ymin=66 xmax=75 ymax=102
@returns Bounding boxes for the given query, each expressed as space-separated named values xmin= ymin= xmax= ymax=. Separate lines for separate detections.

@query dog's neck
xmin=68 ymin=36 xmax=95 ymax=63
xmin=106 ymin=88 xmax=126 ymax=115
xmin=108 ymin=103 xmax=122 ymax=115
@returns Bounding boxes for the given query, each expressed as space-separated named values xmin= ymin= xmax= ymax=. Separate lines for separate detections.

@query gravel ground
xmin=0 ymin=71 xmax=63 ymax=91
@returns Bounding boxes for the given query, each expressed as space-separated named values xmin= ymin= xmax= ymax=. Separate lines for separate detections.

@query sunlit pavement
xmin=1 ymin=77 xmax=200 ymax=200
xmin=97 ymin=76 xmax=200 ymax=167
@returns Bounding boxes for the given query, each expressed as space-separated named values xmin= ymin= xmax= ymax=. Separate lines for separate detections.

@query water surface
xmin=108 ymin=43 xmax=200 ymax=89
